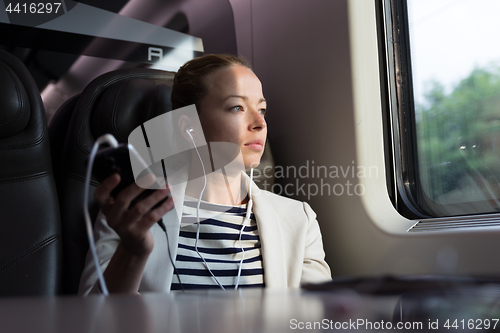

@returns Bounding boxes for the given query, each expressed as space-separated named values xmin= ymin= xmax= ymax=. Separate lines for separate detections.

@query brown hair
xmin=171 ymin=54 xmax=252 ymax=110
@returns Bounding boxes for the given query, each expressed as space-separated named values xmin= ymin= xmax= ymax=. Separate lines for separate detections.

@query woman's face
xmin=198 ymin=65 xmax=267 ymax=169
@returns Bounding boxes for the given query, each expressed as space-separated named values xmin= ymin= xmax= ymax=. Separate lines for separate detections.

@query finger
xmin=136 ymin=195 xmax=176 ymax=233
xmin=94 ymin=173 xmax=121 ymax=204
xmin=113 ymin=174 xmax=157 ymax=209
xmin=141 ymin=186 xmax=172 ymax=210
xmin=127 ymin=187 xmax=172 ymax=221
xmin=136 ymin=172 xmax=164 ymax=189
xmin=150 ymin=194 xmax=176 ymax=220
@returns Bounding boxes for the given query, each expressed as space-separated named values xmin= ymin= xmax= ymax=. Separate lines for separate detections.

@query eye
xmin=231 ymin=105 xmax=243 ymax=112
xmin=259 ymin=108 xmax=267 ymax=115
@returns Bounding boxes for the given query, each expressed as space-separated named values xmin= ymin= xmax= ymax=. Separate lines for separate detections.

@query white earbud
xmin=186 ymin=128 xmax=195 ymax=145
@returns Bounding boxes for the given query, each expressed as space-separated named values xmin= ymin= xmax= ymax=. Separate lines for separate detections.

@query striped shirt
xmin=170 ymin=196 xmax=265 ymax=290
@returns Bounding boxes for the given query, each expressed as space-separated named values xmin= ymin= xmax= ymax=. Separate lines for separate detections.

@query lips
xmin=244 ymin=139 xmax=264 ymax=150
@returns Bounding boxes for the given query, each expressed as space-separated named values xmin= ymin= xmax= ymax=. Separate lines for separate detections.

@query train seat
xmin=0 ymin=49 xmax=63 ymax=296
xmin=48 ymin=68 xmax=176 ymax=294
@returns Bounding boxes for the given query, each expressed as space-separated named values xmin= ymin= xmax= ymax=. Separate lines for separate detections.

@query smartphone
xmin=89 ymin=143 xmax=168 ymax=208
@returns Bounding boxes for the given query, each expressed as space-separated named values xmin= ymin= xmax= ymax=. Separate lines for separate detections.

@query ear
xmin=178 ymin=115 xmax=194 ymax=142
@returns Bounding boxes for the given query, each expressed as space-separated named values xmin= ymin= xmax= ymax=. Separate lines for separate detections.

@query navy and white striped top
xmin=170 ymin=196 xmax=265 ymax=290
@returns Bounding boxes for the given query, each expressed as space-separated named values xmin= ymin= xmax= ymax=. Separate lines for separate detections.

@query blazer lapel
xmin=249 ymin=178 xmax=288 ymax=288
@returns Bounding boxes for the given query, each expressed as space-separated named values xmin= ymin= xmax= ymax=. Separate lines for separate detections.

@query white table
xmin=0 ymin=289 xmax=399 ymax=333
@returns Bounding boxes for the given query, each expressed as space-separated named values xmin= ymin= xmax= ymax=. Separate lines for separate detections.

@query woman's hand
xmin=94 ymin=173 xmax=174 ymax=257
xmin=93 ymin=173 xmax=174 ymax=293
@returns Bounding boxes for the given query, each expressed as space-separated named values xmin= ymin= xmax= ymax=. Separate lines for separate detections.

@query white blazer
xmin=79 ymin=172 xmax=332 ymax=295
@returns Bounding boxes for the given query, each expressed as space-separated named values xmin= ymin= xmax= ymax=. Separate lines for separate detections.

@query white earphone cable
xmin=186 ymin=129 xmax=226 ymax=290
xmin=234 ymin=168 xmax=253 ymax=289
xmin=83 ymin=134 xmax=119 ymax=296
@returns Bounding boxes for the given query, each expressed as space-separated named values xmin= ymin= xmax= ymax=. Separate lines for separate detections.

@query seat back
xmin=0 ymin=50 xmax=62 ymax=296
xmin=48 ymin=68 xmax=175 ymax=294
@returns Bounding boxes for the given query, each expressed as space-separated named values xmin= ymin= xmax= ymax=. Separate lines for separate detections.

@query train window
xmin=383 ymin=0 xmax=500 ymax=218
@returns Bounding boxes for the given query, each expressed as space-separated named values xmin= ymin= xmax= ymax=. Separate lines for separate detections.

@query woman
xmin=79 ymin=54 xmax=331 ymax=294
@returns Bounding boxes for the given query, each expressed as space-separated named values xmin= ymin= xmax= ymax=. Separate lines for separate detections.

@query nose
xmin=249 ymin=109 xmax=266 ymax=131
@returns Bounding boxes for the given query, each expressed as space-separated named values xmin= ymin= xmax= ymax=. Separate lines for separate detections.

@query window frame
xmin=378 ymin=0 xmax=430 ymax=219
xmin=380 ymin=0 xmax=500 ymax=224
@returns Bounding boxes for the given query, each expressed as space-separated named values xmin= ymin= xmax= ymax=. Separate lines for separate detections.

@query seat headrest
xmin=0 ymin=61 xmax=30 ymax=139
xmin=90 ymin=78 xmax=173 ymax=143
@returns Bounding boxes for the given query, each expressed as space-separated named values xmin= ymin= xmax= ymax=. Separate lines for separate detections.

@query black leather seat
xmin=0 ymin=50 xmax=63 ymax=296
xmin=48 ymin=68 xmax=175 ymax=294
